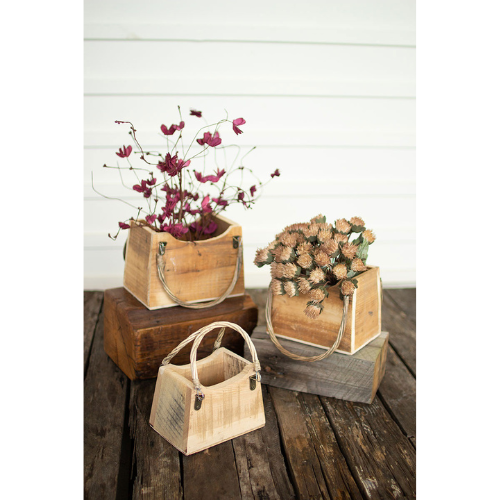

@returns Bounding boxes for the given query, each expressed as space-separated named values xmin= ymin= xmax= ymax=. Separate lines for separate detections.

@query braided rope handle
xmin=265 ymin=287 xmax=350 ymax=362
xmin=156 ymin=237 xmax=243 ymax=309
xmin=162 ymin=321 xmax=261 ymax=399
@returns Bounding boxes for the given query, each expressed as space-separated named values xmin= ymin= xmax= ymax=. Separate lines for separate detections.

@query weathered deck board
xmin=84 ymin=307 xmax=129 ymax=500
xmin=84 ymin=291 xmax=103 ymax=374
xmin=385 ymin=289 xmax=416 ymax=323
xmin=129 ymin=379 xmax=183 ymax=500
xmin=322 ymin=396 xmax=416 ymax=499
xmin=382 ymin=291 xmax=416 ymax=376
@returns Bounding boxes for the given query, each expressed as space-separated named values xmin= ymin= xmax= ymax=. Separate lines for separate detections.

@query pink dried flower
xmin=190 ymin=109 xmax=202 ymax=117
xmin=212 ymin=197 xmax=228 ymax=207
xmin=116 ymin=145 xmax=132 ymax=158
xmin=132 ymin=180 xmax=153 ymax=198
xmin=232 ymin=117 xmax=246 ymax=135
xmin=201 ymin=195 xmax=212 ymax=213
xmin=194 ymin=168 xmax=225 ymax=183
xmin=250 ymin=185 xmax=257 ymax=197
xmin=207 ymin=131 xmax=222 ymax=147
xmin=271 ymin=169 xmax=280 ymax=178
xmin=203 ymin=220 xmax=218 ymax=234
xmin=145 ymin=214 xmax=157 ymax=226
xmin=160 ymin=222 xmax=189 ymax=238
xmin=119 ymin=222 xmax=130 ymax=229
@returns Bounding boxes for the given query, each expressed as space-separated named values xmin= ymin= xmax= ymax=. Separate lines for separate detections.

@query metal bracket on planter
xmin=249 ymin=372 xmax=261 ymax=391
xmin=194 ymin=392 xmax=205 ymax=411
xmin=233 ymin=235 xmax=240 ymax=249
xmin=159 ymin=242 xmax=166 ymax=256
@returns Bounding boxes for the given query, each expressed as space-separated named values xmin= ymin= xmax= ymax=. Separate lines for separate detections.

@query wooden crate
xmin=150 ymin=322 xmax=266 ymax=455
xmin=246 ymin=326 xmax=389 ymax=404
xmin=103 ymin=287 xmax=258 ymax=380
xmin=123 ymin=214 xmax=245 ymax=310
xmin=271 ymin=266 xmax=382 ymax=355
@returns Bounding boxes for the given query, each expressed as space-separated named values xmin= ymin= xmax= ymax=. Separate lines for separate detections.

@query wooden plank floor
xmin=84 ymin=288 xmax=416 ymax=500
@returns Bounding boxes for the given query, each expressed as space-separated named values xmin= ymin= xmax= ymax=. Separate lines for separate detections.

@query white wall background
xmin=84 ymin=0 xmax=416 ymax=290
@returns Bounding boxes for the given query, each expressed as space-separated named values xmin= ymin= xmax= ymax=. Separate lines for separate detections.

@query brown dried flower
xmin=298 ymin=277 xmax=311 ymax=294
xmin=350 ymin=216 xmax=365 ymax=227
xmin=309 ymin=267 xmax=326 ymax=284
xmin=303 ymin=224 xmax=319 ymax=239
xmin=277 ymin=246 xmax=294 ymax=263
xmin=304 ymin=303 xmax=322 ymax=319
xmin=297 ymin=242 xmax=313 ymax=255
xmin=341 ymin=242 xmax=358 ymax=260
xmin=335 ymin=218 xmax=351 ymax=234
xmin=351 ymin=258 xmax=367 ymax=272
xmin=310 ymin=214 xmax=324 ymax=223
xmin=254 ymin=247 xmax=270 ymax=265
xmin=341 ymin=280 xmax=356 ymax=296
xmin=284 ymin=281 xmax=299 ymax=297
xmin=333 ymin=232 xmax=348 ymax=244
xmin=362 ymin=229 xmax=376 ymax=243
xmin=314 ymin=251 xmax=330 ymax=267
xmin=283 ymin=263 xmax=299 ymax=279
xmin=270 ymin=262 xmax=284 ymax=279
xmin=320 ymin=239 xmax=338 ymax=256
xmin=297 ymin=253 xmax=313 ymax=269
xmin=279 ymin=232 xmax=298 ymax=247
xmin=271 ymin=279 xmax=285 ymax=296
xmin=318 ymin=229 xmax=332 ymax=243
xmin=333 ymin=262 xmax=347 ymax=280
xmin=309 ymin=288 xmax=326 ymax=303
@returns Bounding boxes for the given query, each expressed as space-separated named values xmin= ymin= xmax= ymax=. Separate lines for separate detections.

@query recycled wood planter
xmin=123 ymin=214 xmax=245 ymax=310
xmin=150 ymin=321 xmax=265 ymax=456
xmin=246 ymin=326 xmax=389 ymax=404
xmin=269 ymin=266 xmax=382 ymax=355
xmin=103 ymin=287 xmax=258 ymax=380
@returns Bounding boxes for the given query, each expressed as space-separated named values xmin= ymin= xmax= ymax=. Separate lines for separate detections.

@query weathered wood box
xmin=271 ymin=266 xmax=382 ymax=355
xmin=150 ymin=322 xmax=266 ymax=455
xmin=124 ymin=214 xmax=245 ymax=310
xmin=246 ymin=326 xmax=389 ymax=404
xmin=103 ymin=287 xmax=258 ymax=380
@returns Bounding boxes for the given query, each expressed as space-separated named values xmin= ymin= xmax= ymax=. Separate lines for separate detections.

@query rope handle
xmin=156 ymin=236 xmax=243 ymax=309
xmin=161 ymin=321 xmax=261 ymax=405
xmin=265 ymin=287 xmax=350 ymax=362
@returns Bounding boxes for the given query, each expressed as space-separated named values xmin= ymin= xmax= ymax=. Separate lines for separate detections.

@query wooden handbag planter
xmin=150 ymin=321 xmax=265 ymax=455
xmin=268 ymin=266 xmax=382 ymax=356
xmin=124 ymin=214 xmax=245 ymax=310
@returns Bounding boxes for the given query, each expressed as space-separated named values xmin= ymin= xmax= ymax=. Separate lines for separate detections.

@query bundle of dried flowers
xmin=93 ymin=106 xmax=280 ymax=241
xmin=254 ymin=215 xmax=376 ymax=319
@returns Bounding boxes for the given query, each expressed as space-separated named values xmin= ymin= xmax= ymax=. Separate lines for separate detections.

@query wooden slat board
xmin=84 ymin=288 xmax=416 ymax=499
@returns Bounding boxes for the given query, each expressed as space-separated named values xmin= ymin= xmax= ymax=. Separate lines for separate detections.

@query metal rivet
xmin=194 ymin=393 xmax=204 ymax=411
xmin=233 ymin=236 xmax=240 ymax=249
xmin=159 ymin=242 xmax=166 ymax=255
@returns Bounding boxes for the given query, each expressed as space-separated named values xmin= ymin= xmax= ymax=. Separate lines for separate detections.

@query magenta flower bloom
xmin=190 ymin=109 xmax=202 ymax=118
xmin=161 ymin=222 xmax=189 ymax=238
xmin=232 ymin=118 xmax=246 ymax=135
xmin=207 ymin=131 xmax=222 ymax=147
xmin=238 ymin=191 xmax=245 ymax=201
xmin=271 ymin=169 xmax=280 ymax=178
xmin=194 ymin=168 xmax=225 ymax=183
xmin=161 ymin=122 xmax=184 ymax=136
xmin=157 ymin=153 xmax=190 ymax=177
xmin=204 ymin=221 xmax=218 ymax=234
xmin=133 ymin=180 xmax=153 ymax=198
xmin=197 ymin=131 xmax=212 ymax=146
xmin=212 ymin=197 xmax=228 ymax=207
xmin=201 ymin=195 xmax=212 ymax=213
xmin=146 ymin=177 xmax=157 ymax=186
xmin=145 ymin=214 xmax=157 ymax=225
xmin=116 ymin=145 xmax=132 ymax=158
xmin=174 ymin=121 xmax=185 ymax=131
xmin=119 ymin=222 xmax=130 ymax=229
xmin=250 ymin=185 xmax=257 ymax=197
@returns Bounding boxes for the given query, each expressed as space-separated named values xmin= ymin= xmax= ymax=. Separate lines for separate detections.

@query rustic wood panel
xmin=385 ymin=288 xmax=416 ymax=323
xmin=129 ymin=379 xmax=183 ymax=500
xmin=377 ymin=345 xmax=416 ymax=442
xmin=84 ymin=291 xmax=103 ymax=373
xmin=183 ymin=440 xmax=242 ymax=500
xmin=247 ymin=328 xmax=388 ymax=404
xmin=84 ymin=308 xmax=129 ymax=499
xmin=381 ymin=290 xmax=416 ymax=375
xmin=321 ymin=396 xmax=416 ymax=499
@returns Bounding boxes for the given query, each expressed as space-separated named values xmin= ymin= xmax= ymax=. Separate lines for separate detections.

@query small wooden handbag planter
xmin=124 ymin=214 xmax=245 ymax=310
xmin=150 ymin=321 xmax=265 ymax=456
xmin=268 ymin=266 xmax=382 ymax=356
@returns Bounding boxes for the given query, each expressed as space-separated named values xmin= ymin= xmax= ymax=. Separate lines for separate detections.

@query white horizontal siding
xmin=84 ymin=0 xmax=415 ymax=289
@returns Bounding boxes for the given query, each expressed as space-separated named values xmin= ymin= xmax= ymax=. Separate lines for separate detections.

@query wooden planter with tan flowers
xmin=267 ymin=266 xmax=382 ymax=356
xmin=123 ymin=214 xmax=245 ymax=310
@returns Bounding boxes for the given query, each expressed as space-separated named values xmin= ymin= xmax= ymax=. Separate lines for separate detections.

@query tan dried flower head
xmin=297 ymin=277 xmax=311 ymax=294
xmin=254 ymin=247 xmax=270 ymax=264
xmin=341 ymin=242 xmax=358 ymax=260
xmin=309 ymin=288 xmax=326 ymax=303
xmin=297 ymin=242 xmax=313 ymax=255
xmin=334 ymin=232 xmax=349 ymax=244
xmin=304 ymin=303 xmax=322 ymax=320
xmin=320 ymin=239 xmax=338 ymax=256
xmin=335 ymin=218 xmax=351 ymax=234
xmin=267 ymin=239 xmax=279 ymax=251
xmin=310 ymin=214 xmax=324 ymax=223
xmin=295 ymin=234 xmax=306 ymax=245
xmin=333 ymin=262 xmax=348 ymax=280
xmin=318 ymin=222 xmax=333 ymax=231
xmin=270 ymin=262 xmax=283 ymax=279
xmin=297 ymin=253 xmax=313 ymax=269
xmin=284 ymin=281 xmax=299 ymax=297
xmin=277 ymin=246 xmax=294 ymax=263
xmin=303 ymin=224 xmax=319 ymax=239
xmin=350 ymin=216 xmax=365 ymax=227
xmin=309 ymin=267 xmax=326 ymax=284
xmin=351 ymin=258 xmax=367 ymax=272
xmin=283 ymin=263 xmax=299 ymax=279
xmin=279 ymin=232 xmax=298 ymax=247
xmin=318 ymin=229 xmax=332 ymax=244
xmin=314 ymin=251 xmax=330 ymax=267
xmin=271 ymin=279 xmax=285 ymax=296
xmin=362 ymin=229 xmax=376 ymax=243
xmin=341 ymin=280 xmax=356 ymax=296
